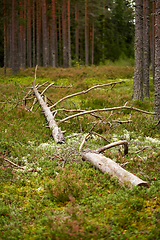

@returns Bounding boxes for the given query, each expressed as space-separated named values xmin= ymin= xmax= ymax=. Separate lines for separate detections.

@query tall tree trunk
xmin=133 ymin=0 xmax=143 ymax=100
xmin=62 ymin=0 xmax=68 ymax=68
xmin=75 ymin=4 xmax=79 ymax=60
xmin=154 ymin=0 xmax=160 ymax=120
xmin=85 ymin=0 xmax=88 ymax=65
xmin=68 ymin=0 xmax=71 ymax=67
xmin=42 ymin=0 xmax=49 ymax=67
xmin=12 ymin=0 xmax=19 ymax=74
xmin=32 ymin=0 xmax=35 ymax=67
xmin=51 ymin=0 xmax=57 ymax=67
xmin=4 ymin=0 xmax=6 ymax=74
xmin=102 ymin=5 xmax=105 ymax=61
xmin=27 ymin=0 xmax=32 ymax=68
xmin=19 ymin=0 xmax=23 ymax=68
xmin=91 ymin=22 xmax=94 ymax=65
xmin=23 ymin=0 xmax=26 ymax=68
xmin=58 ymin=6 xmax=62 ymax=66
xmin=9 ymin=20 xmax=12 ymax=68
xmin=143 ymin=0 xmax=150 ymax=98
xmin=36 ymin=0 xmax=40 ymax=66
xmin=150 ymin=1 xmax=155 ymax=84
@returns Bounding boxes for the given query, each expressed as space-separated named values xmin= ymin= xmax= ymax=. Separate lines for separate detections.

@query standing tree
xmin=150 ymin=0 xmax=155 ymax=84
xmin=4 ymin=0 xmax=6 ymax=74
xmin=58 ymin=5 xmax=62 ymax=66
xmin=133 ymin=0 xmax=143 ymax=100
xmin=154 ymin=0 xmax=160 ymax=119
xmin=68 ymin=0 xmax=71 ymax=67
xmin=27 ymin=0 xmax=31 ymax=68
xmin=91 ymin=21 xmax=94 ymax=65
xmin=85 ymin=0 xmax=89 ymax=65
xmin=51 ymin=0 xmax=57 ymax=67
xmin=62 ymin=0 xmax=68 ymax=68
xmin=143 ymin=0 xmax=150 ymax=98
xmin=42 ymin=0 xmax=49 ymax=67
xmin=12 ymin=0 xmax=19 ymax=73
xmin=36 ymin=0 xmax=41 ymax=66
xmin=75 ymin=4 xmax=79 ymax=60
xmin=32 ymin=0 xmax=35 ymax=67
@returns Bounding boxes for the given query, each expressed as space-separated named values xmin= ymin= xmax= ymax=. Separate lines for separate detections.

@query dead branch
xmin=96 ymin=140 xmax=128 ymax=155
xmin=40 ymin=83 xmax=55 ymax=96
xmin=59 ymin=106 xmax=155 ymax=124
xmin=112 ymin=120 xmax=132 ymax=124
xmin=49 ymin=81 xmax=123 ymax=109
xmin=3 ymin=158 xmax=39 ymax=172
xmin=91 ymin=131 xmax=111 ymax=143
xmin=79 ymin=133 xmax=90 ymax=152
xmin=130 ymin=146 xmax=149 ymax=155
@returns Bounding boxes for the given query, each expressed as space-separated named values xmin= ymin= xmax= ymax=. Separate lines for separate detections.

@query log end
xmin=137 ymin=182 xmax=150 ymax=188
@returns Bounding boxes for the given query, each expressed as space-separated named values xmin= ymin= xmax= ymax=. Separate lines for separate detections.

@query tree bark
xmin=36 ymin=0 xmax=41 ymax=66
xmin=62 ymin=0 xmax=68 ymax=68
xmin=4 ymin=0 xmax=6 ymax=74
xmin=32 ymin=0 xmax=36 ymax=67
xmin=51 ymin=0 xmax=57 ymax=67
xmin=19 ymin=0 xmax=24 ymax=68
xmin=154 ymin=0 xmax=160 ymax=120
xmin=23 ymin=0 xmax=27 ymax=68
xmin=91 ymin=22 xmax=94 ymax=65
xmin=75 ymin=4 xmax=79 ymax=60
xmin=151 ymin=1 xmax=155 ymax=85
xmin=42 ymin=0 xmax=49 ymax=67
xmin=82 ymin=150 xmax=149 ymax=188
xmin=133 ymin=0 xmax=143 ymax=100
xmin=68 ymin=0 xmax=71 ymax=67
xmin=58 ymin=5 xmax=62 ymax=66
xmin=27 ymin=0 xmax=32 ymax=68
xmin=12 ymin=0 xmax=19 ymax=74
xmin=143 ymin=0 xmax=150 ymax=98
xmin=33 ymin=85 xmax=65 ymax=143
xmin=85 ymin=0 xmax=89 ymax=65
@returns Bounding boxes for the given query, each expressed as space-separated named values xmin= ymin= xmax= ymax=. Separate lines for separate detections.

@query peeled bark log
xmin=82 ymin=150 xmax=149 ymax=188
xmin=33 ymin=86 xmax=65 ymax=143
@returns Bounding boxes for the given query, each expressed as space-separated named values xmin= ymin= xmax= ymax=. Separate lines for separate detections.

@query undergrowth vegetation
xmin=0 ymin=66 xmax=160 ymax=239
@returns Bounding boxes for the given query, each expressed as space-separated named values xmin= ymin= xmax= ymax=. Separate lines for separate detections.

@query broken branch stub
xmin=33 ymin=86 xmax=65 ymax=143
xmin=96 ymin=140 xmax=128 ymax=155
xmin=81 ymin=150 xmax=149 ymax=188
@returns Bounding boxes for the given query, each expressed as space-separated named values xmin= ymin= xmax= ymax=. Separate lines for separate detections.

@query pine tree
xmin=51 ymin=0 xmax=57 ymax=67
xmin=133 ymin=0 xmax=143 ymax=100
xmin=27 ymin=0 xmax=31 ymax=67
xmin=12 ymin=0 xmax=19 ymax=73
xmin=143 ymin=0 xmax=150 ymax=97
xmin=62 ymin=0 xmax=68 ymax=68
xmin=85 ymin=0 xmax=88 ymax=65
xmin=154 ymin=0 xmax=160 ymax=119
xmin=42 ymin=0 xmax=49 ymax=67
xmin=68 ymin=0 xmax=71 ymax=67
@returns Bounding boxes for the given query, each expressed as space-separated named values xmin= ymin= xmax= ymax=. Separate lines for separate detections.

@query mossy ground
xmin=0 ymin=66 xmax=160 ymax=239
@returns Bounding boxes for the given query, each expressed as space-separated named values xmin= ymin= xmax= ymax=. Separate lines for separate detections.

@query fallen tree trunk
xmin=81 ymin=149 xmax=149 ymax=188
xmin=33 ymin=86 xmax=65 ymax=143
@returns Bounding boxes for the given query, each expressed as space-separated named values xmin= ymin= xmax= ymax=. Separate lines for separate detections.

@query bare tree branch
xmin=49 ymin=81 xmax=123 ymax=109
xmin=59 ymin=106 xmax=155 ymax=124
xmin=96 ymin=140 xmax=128 ymax=155
xmin=3 ymin=158 xmax=39 ymax=172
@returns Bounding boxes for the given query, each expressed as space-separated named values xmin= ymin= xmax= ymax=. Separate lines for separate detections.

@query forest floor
xmin=0 ymin=65 xmax=160 ymax=240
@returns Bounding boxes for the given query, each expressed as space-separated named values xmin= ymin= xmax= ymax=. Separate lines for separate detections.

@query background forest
xmin=2 ymin=0 xmax=135 ymax=71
